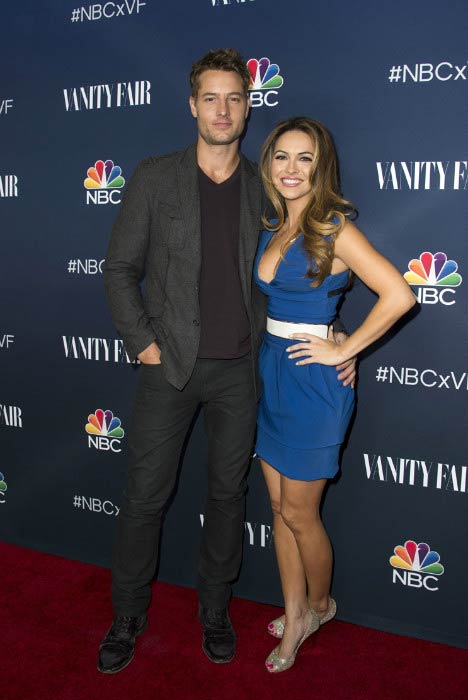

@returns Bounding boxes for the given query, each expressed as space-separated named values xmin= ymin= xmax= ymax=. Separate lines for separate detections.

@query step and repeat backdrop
xmin=1 ymin=0 xmax=467 ymax=648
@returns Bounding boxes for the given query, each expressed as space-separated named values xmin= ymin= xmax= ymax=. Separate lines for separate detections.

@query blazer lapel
xmin=239 ymin=155 xmax=262 ymax=306
xmin=177 ymin=144 xmax=201 ymax=260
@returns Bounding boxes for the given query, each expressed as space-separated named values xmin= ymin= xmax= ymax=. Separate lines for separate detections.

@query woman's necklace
xmin=275 ymin=223 xmax=299 ymax=246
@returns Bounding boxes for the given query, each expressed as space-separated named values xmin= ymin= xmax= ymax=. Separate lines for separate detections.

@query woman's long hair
xmin=260 ymin=117 xmax=356 ymax=287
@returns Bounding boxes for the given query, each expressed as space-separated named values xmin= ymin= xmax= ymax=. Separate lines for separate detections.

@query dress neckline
xmin=256 ymin=229 xmax=349 ymax=286
xmin=257 ymin=230 xmax=301 ymax=286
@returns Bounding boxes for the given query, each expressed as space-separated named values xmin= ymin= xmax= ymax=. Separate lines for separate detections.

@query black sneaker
xmin=198 ymin=605 xmax=236 ymax=664
xmin=97 ymin=615 xmax=147 ymax=674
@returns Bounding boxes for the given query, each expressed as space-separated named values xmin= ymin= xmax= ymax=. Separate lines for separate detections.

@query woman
xmin=254 ymin=117 xmax=415 ymax=673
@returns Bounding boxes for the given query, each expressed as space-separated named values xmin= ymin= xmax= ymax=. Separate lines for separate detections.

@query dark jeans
xmin=112 ymin=355 xmax=257 ymax=616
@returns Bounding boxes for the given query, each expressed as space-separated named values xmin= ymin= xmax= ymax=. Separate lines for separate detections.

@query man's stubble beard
xmin=197 ymin=123 xmax=244 ymax=148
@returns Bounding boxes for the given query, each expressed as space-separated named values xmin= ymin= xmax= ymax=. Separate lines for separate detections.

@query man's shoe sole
xmin=201 ymin=641 xmax=235 ymax=664
xmin=97 ymin=618 xmax=148 ymax=674
xmin=97 ymin=652 xmax=135 ymax=674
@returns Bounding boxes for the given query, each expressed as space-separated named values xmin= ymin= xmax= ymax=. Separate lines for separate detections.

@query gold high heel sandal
xmin=267 ymin=598 xmax=336 ymax=639
xmin=265 ymin=609 xmax=320 ymax=673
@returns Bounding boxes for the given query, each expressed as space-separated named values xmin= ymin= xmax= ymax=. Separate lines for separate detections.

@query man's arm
xmin=103 ymin=162 xmax=159 ymax=362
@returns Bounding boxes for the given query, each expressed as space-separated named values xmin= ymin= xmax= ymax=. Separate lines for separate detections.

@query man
xmin=99 ymin=48 xmax=354 ymax=673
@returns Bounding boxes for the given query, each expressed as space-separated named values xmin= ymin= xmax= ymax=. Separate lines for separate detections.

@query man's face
xmin=189 ymin=70 xmax=250 ymax=146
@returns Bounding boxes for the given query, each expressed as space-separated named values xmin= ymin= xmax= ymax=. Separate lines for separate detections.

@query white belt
xmin=266 ymin=317 xmax=329 ymax=340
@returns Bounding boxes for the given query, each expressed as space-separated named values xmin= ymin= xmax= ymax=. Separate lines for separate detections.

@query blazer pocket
xmin=158 ymin=202 xmax=186 ymax=249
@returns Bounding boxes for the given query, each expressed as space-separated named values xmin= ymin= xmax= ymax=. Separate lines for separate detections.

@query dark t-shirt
xmin=197 ymin=164 xmax=251 ymax=358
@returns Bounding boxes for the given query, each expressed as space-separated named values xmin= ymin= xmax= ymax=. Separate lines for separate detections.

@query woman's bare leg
xmin=261 ymin=460 xmax=314 ymax=658
xmin=280 ymin=474 xmax=332 ymax=617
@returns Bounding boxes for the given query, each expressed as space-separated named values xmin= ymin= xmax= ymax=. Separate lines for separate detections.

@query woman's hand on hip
xmin=287 ymin=333 xmax=346 ymax=368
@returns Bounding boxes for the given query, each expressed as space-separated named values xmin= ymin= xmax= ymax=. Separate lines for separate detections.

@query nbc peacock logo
xmin=390 ymin=540 xmax=444 ymax=592
xmin=247 ymin=57 xmax=284 ymax=109
xmin=404 ymin=251 xmax=462 ymax=306
xmin=0 ymin=471 xmax=7 ymax=504
xmin=85 ymin=409 xmax=125 ymax=453
xmin=84 ymin=159 xmax=125 ymax=206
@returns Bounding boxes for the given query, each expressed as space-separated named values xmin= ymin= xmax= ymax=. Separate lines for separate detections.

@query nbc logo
xmin=247 ymin=57 xmax=284 ymax=108
xmin=403 ymin=251 xmax=462 ymax=306
xmin=0 ymin=472 xmax=7 ymax=504
xmin=85 ymin=409 xmax=125 ymax=453
xmin=84 ymin=160 xmax=125 ymax=206
xmin=390 ymin=540 xmax=444 ymax=592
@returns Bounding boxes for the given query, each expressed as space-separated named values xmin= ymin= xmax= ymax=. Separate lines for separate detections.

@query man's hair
xmin=190 ymin=48 xmax=251 ymax=97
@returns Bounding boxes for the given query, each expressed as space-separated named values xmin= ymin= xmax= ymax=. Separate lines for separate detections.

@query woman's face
xmin=270 ymin=129 xmax=316 ymax=207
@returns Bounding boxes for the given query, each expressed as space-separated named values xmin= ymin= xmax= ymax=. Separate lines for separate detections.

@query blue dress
xmin=254 ymin=229 xmax=355 ymax=481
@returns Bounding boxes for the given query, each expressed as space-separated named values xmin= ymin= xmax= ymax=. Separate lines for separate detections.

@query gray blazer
xmin=103 ymin=144 xmax=267 ymax=392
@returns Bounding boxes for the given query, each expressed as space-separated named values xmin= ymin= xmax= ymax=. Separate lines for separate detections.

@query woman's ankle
xmin=284 ymin=602 xmax=310 ymax=622
xmin=308 ymin=595 xmax=330 ymax=616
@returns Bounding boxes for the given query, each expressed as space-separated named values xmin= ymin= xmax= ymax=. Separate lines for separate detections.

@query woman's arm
xmin=288 ymin=222 xmax=416 ymax=366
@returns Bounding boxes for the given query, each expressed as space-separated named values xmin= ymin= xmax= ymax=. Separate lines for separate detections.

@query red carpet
xmin=1 ymin=542 xmax=467 ymax=700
